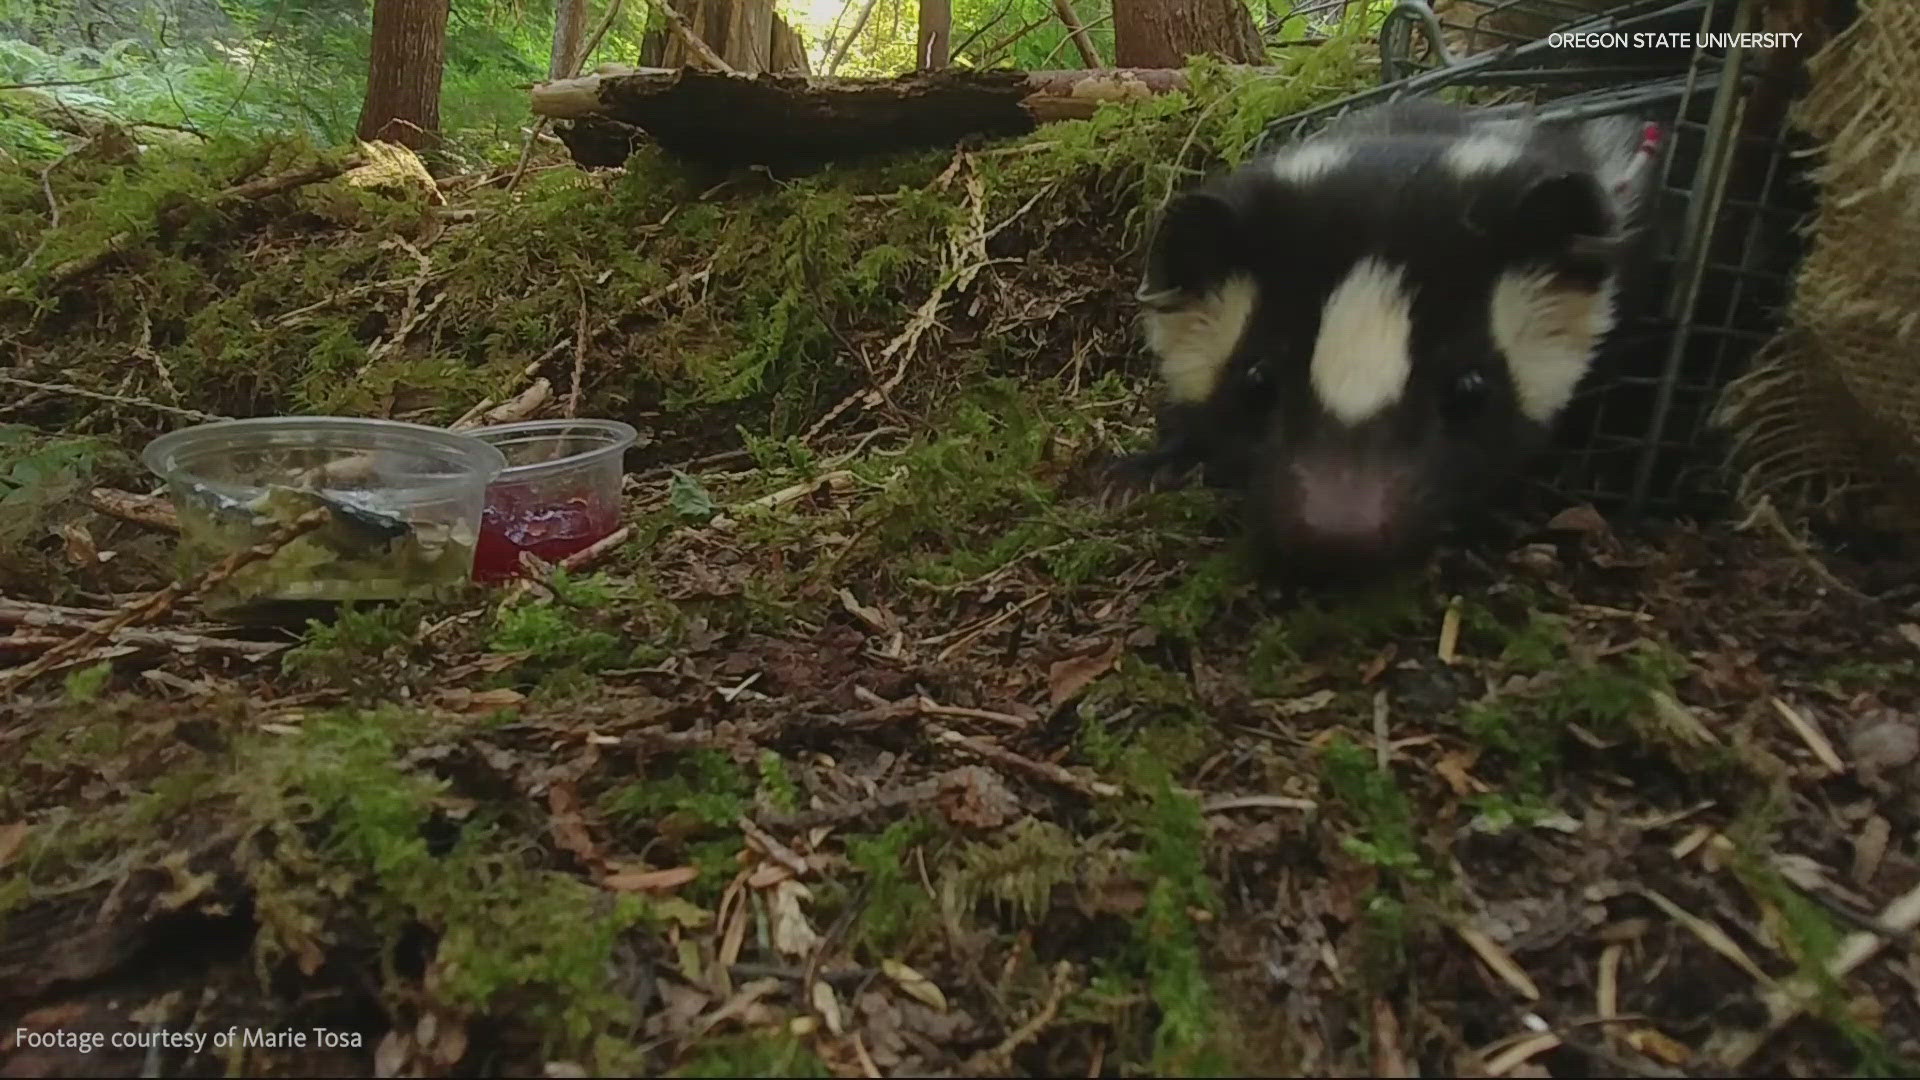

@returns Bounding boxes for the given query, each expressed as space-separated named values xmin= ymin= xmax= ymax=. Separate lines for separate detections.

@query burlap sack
xmin=1717 ymin=0 xmax=1920 ymax=533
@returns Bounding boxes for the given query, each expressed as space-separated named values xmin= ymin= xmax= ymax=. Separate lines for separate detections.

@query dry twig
xmin=0 ymin=508 xmax=327 ymax=697
xmin=85 ymin=487 xmax=181 ymax=532
xmin=0 ymin=599 xmax=282 ymax=659
xmin=0 ymin=375 xmax=227 ymax=422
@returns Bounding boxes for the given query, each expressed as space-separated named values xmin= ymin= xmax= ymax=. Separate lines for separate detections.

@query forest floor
xmin=5 ymin=44 xmax=1920 ymax=1080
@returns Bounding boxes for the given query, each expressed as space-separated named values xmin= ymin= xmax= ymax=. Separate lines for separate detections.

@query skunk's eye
xmin=1444 ymin=368 xmax=1491 ymax=426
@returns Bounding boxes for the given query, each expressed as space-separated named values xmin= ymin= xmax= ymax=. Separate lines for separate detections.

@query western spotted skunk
xmin=1119 ymin=97 xmax=1665 ymax=580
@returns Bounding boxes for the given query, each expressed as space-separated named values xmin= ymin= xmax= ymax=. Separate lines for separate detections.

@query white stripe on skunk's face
xmin=1491 ymin=267 xmax=1619 ymax=424
xmin=1142 ymin=274 xmax=1259 ymax=405
xmin=1309 ymin=258 xmax=1417 ymax=426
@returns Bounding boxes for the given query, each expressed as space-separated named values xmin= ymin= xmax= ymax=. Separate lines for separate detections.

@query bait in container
xmin=466 ymin=419 xmax=637 ymax=582
xmin=142 ymin=416 xmax=506 ymax=622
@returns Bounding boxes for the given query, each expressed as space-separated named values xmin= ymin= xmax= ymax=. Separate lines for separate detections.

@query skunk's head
xmin=1137 ymin=104 xmax=1660 ymax=580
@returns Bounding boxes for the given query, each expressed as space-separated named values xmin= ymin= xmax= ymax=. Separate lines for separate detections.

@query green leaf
xmin=667 ymin=470 xmax=715 ymax=522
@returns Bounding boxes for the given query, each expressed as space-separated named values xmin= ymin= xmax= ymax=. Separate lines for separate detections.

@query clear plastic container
xmin=142 ymin=416 xmax=506 ymax=620
xmin=467 ymin=419 xmax=638 ymax=582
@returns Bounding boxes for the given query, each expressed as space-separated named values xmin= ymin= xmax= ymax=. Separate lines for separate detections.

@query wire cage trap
xmin=1254 ymin=0 xmax=1819 ymax=521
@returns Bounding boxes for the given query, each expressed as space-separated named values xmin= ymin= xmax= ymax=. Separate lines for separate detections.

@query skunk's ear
xmin=1471 ymin=168 xmax=1621 ymax=265
xmin=1514 ymin=171 xmax=1613 ymax=246
xmin=1138 ymin=188 xmax=1246 ymax=308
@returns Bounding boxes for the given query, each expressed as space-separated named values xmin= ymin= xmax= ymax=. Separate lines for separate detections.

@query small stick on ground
xmin=737 ymin=817 xmax=810 ymax=878
xmin=1200 ymin=793 xmax=1317 ymax=813
xmin=1438 ymin=595 xmax=1463 ymax=664
xmin=929 ymin=724 xmax=1120 ymax=799
xmin=850 ymin=686 xmax=1029 ymax=731
xmin=0 ymin=375 xmax=227 ymax=422
xmin=0 ymin=600 xmax=283 ymax=659
xmin=567 ymin=281 xmax=589 ymax=418
xmin=451 ymin=356 xmax=560 ymax=430
xmin=85 ymin=487 xmax=180 ymax=533
xmin=0 ymin=508 xmax=328 ymax=697
xmin=498 ymin=526 xmax=634 ymax=602
xmin=1769 ymin=696 xmax=1846 ymax=775
xmin=965 ymin=960 xmax=1076 ymax=1073
xmin=1454 ymin=923 xmax=1541 ymax=1001
xmin=756 ymin=771 xmax=958 ymax=832
xmin=1373 ymin=689 xmax=1392 ymax=771
xmin=1720 ymin=877 xmax=1920 ymax=1068
xmin=473 ymin=379 xmax=553 ymax=428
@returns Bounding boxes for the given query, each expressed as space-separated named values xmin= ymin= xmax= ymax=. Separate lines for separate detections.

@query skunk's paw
xmin=1089 ymin=447 xmax=1203 ymax=511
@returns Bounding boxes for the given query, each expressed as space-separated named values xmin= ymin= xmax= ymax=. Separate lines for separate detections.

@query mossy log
xmin=530 ymin=65 xmax=1224 ymax=168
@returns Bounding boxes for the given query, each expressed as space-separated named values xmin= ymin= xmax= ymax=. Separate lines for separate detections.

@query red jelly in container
xmin=467 ymin=419 xmax=637 ymax=582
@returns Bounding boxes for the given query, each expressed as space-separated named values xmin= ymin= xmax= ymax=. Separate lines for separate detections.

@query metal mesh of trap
xmin=1253 ymin=0 xmax=1812 ymax=519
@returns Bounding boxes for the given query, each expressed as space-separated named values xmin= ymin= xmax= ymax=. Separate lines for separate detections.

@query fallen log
xmin=530 ymin=65 xmax=1221 ymax=168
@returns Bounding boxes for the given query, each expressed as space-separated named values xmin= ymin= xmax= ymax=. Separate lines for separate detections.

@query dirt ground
xmin=5 ymin=420 xmax=1920 ymax=1077
xmin=4 ymin=47 xmax=1920 ymax=1078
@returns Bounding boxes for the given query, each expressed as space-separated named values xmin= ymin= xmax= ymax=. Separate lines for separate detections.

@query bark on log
xmin=534 ymin=66 xmax=1209 ymax=168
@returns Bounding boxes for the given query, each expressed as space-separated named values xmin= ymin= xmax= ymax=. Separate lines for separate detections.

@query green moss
xmin=1078 ymin=656 xmax=1216 ymax=787
xmin=947 ymin=817 xmax=1084 ymax=924
xmin=847 ymin=815 xmax=939 ymax=954
xmin=281 ymin=601 xmax=433 ymax=697
xmin=1453 ymin=603 xmax=1710 ymax=801
xmin=756 ymin=750 xmax=800 ymax=815
xmin=1731 ymin=849 xmax=1920 ymax=1077
xmin=1819 ymin=658 xmax=1920 ymax=694
xmin=486 ymin=572 xmax=631 ymax=687
xmin=1274 ymin=582 xmax=1435 ymax=659
xmin=0 ymin=424 xmax=126 ymax=594
xmin=1140 ymin=554 xmax=1247 ymax=642
xmin=601 ymin=749 xmax=754 ymax=835
xmin=260 ymin=706 xmax=648 ymax=1050
xmin=8 ymin=698 xmax=650 ymax=1059
xmin=671 ymin=1032 xmax=830 ymax=1078
xmin=61 ymin=661 xmax=114 ymax=704
xmin=1318 ymin=736 xmax=1427 ymax=880
xmin=1316 ymin=735 xmax=1431 ymax=998
xmin=1135 ymin=771 xmax=1226 ymax=1077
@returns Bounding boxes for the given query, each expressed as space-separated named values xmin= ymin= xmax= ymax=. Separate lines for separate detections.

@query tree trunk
xmin=917 ymin=0 xmax=951 ymax=70
xmin=356 ymin=0 xmax=451 ymax=149
xmin=551 ymin=0 xmax=590 ymax=78
xmin=1110 ymin=0 xmax=1264 ymax=68
xmin=771 ymin=16 xmax=811 ymax=75
xmin=658 ymin=0 xmax=805 ymax=74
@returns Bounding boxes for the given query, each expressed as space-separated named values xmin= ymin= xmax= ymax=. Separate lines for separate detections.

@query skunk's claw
xmin=1091 ymin=447 xmax=1203 ymax=511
